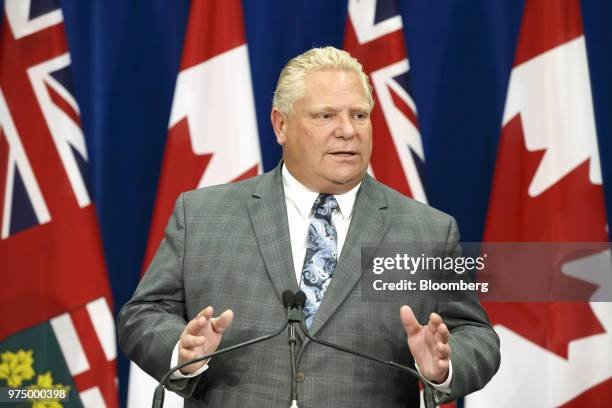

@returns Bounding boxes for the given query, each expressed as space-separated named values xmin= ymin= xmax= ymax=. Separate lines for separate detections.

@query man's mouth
xmin=330 ymin=151 xmax=357 ymax=157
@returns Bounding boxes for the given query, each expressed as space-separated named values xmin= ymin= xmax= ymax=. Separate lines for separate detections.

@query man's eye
xmin=317 ymin=113 xmax=334 ymax=119
xmin=353 ymin=112 xmax=369 ymax=120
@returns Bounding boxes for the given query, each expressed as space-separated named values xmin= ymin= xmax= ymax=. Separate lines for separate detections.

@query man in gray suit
xmin=118 ymin=47 xmax=500 ymax=407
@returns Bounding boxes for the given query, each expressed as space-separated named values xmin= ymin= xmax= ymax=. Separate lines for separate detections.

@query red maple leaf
xmin=141 ymin=117 xmax=257 ymax=273
xmin=483 ymin=113 xmax=608 ymax=358
xmin=559 ymin=376 xmax=612 ymax=407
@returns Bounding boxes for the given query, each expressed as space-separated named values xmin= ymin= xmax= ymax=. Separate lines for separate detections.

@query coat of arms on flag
xmin=1 ymin=298 xmax=116 ymax=406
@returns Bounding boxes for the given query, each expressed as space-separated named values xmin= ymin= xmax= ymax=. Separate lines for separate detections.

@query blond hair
xmin=272 ymin=46 xmax=374 ymax=115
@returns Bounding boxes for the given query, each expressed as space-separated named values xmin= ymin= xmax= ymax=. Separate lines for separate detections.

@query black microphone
xmin=282 ymin=290 xmax=295 ymax=309
xmin=292 ymin=290 xmax=436 ymax=408
xmin=293 ymin=290 xmax=306 ymax=310
xmin=152 ymin=290 xmax=297 ymax=408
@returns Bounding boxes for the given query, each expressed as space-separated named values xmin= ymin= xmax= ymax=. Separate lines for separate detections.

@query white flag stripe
xmin=4 ymin=0 xmax=63 ymax=40
xmin=348 ymin=0 xmax=403 ymax=44
xmin=1 ymin=147 xmax=15 ymax=239
xmin=79 ymin=386 xmax=107 ymax=408
xmin=169 ymin=45 xmax=261 ymax=188
xmin=27 ymin=53 xmax=91 ymax=208
xmin=50 ymin=313 xmax=90 ymax=376
xmin=128 ymin=3 xmax=261 ymax=406
xmin=562 ymin=250 xmax=612 ymax=300
xmin=468 ymin=305 xmax=612 ymax=408
xmin=371 ymin=61 xmax=427 ymax=203
xmin=0 ymin=88 xmax=51 ymax=239
xmin=128 ymin=362 xmax=183 ymax=408
xmin=502 ymin=36 xmax=601 ymax=196
xmin=86 ymin=297 xmax=117 ymax=361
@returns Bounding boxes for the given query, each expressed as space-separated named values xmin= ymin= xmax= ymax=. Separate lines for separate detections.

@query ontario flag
xmin=0 ymin=1 xmax=118 ymax=407
xmin=466 ymin=0 xmax=612 ymax=406
xmin=126 ymin=0 xmax=261 ymax=406
xmin=344 ymin=1 xmax=456 ymax=406
xmin=344 ymin=0 xmax=427 ymax=203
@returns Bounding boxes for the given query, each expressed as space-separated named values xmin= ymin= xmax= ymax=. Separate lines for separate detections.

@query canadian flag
xmin=126 ymin=0 xmax=261 ymax=407
xmin=466 ymin=0 xmax=612 ymax=407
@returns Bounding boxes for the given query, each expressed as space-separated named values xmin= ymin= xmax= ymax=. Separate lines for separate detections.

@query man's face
xmin=272 ymin=70 xmax=373 ymax=194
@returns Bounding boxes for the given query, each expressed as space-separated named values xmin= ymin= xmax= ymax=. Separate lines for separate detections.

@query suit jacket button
xmin=296 ymin=372 xmax=305 ymax=383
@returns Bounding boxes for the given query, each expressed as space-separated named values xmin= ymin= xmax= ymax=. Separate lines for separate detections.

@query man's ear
xmin=270 ymin=108 xmax=287 ymax=145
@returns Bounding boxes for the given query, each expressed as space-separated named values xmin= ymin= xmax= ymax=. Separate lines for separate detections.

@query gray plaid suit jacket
xmin=118 ymin=164 xmax=500 ymax=407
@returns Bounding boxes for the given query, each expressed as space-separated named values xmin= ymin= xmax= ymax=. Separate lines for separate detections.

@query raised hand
xmin=178 ymin=306 xmax=234 ymax=374
xmin=400 ymin=305 xmax=450 ymax=384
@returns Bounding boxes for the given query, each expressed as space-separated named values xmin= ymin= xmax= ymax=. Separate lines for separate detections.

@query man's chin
xmin=324 ymin=173 xmax=364 ymax=193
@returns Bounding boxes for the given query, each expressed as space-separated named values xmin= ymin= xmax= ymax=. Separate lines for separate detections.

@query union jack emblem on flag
xmin=0 ymin=0 xmax=91 ymax=239
xmin=344 ymin=0 xmax=427 ymax=202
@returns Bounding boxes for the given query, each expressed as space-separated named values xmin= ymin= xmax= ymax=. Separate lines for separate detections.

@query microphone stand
xmin=152 ymin=321 xmax=289 ymax=408
xmin=288 ymin=325 xmax=299 ymax=408
xmin=287 ymin=306 xmax=303 ymax=408
xmin=292 ymin=300 xmax=436 ymax=408
xmin=297 ymin=313 xmax=423 ymax=376
xmin=151 ymin=291 xmax=436 ymax=408
xmin=152 ymin=291 xmax=297 ymax=408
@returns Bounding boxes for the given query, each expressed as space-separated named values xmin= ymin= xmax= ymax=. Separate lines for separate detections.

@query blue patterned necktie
xmin=300 ymin=193 xmax=339 ymax=329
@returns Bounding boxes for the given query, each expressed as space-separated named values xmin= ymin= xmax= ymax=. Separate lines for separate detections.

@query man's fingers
xmin=400 ymin=305 xmax=421 ymax=336
xmin=197 ymin=306 xmax=214 ymax=319
xmin=187 ymin=307 xmax=234 ymax=336
xmin=211 ymin=309 xmax=234 ymax=334
xmin=186 ymin=315 xmax=209 ymax=335
xmin=428 ymin=313 xmax=443 ymax=334
xmin=437 ymin=358 xmax=450 ymax=370
xmin=178 ymin=348 xmax=209 ymax=374
xmin=437 ymin=342 xmax=451 ymax=359
xmin=181 ymin=334 xmax=206 ymax=349
xmin=179 ymin=348 xmax=196 ymax=361
xmin=186 ymin=306 xmax=215 ymax=335
xmin=436 ymin=323 xmax=450 ymax=343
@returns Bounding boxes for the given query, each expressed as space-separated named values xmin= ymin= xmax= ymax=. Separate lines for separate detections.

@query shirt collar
xmin=282 ymin=164 xmax=361 ymax=220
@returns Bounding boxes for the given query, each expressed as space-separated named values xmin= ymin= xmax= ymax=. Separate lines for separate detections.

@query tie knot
xmin=313 ymin=194 xmax=338 ymax=220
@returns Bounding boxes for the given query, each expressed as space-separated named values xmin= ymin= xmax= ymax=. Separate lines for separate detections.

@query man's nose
xmin=334 ymin=113 xmax=356 ymax=139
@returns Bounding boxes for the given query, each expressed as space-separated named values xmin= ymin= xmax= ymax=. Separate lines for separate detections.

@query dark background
xmin=54 ymin=0 xmax=612 ymax=405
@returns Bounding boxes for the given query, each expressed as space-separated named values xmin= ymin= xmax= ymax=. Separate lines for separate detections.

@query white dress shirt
xmin=171 ymin=165 xmax=452 ymax=397
xmin=282 ymin=164 xmax=360 ymax=282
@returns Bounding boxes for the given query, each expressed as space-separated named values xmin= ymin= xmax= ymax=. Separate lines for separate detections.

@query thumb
xmin=211 ymin=309 xmax=234 ymax=334
xmin=400 ymin=305 xmax=421 ymax=337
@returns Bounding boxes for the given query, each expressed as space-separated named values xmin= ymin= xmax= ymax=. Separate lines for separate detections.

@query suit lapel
xmin=308 ymin=175 xmax=389 ymax=337
xmin=247 ymin=167 xmax=390 ymax=338
xmin=247 ymin=164 xmax=298 ymax=302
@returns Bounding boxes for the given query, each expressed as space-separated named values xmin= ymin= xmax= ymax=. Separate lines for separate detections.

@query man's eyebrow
xmin=310 ymin=105 xmax=371 ymax=112
xmin=310 ymin=105 xmax=338 ymax=112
